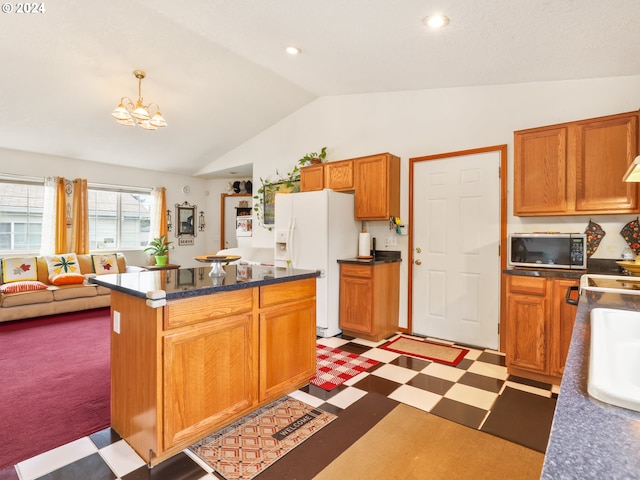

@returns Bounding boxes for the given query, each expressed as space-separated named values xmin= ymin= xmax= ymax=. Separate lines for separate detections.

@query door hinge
xmin=498 ymin=244 xmax=500 ymax=256
xmin=497 ymin=323 xmax=500 ymax=334
xmin=498 ymin=166 xmax=501 ymax=178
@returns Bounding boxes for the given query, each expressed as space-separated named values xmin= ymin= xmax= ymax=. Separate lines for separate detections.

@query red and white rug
xmin=310 ymin=344 xmax=380 ymax=391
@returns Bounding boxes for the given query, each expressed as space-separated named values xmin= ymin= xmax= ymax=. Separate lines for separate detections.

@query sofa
xmin=0 ymin=253 xmax=144 ymax=323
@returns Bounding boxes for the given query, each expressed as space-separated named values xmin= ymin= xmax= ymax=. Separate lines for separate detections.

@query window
xmin=88 ymin=186 xmax=151 ymax=251
xmin=0 ymin=179 xmax=44 ymax=252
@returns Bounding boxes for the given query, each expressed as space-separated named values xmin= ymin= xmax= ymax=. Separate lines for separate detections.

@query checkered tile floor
xmin=12 ymin=333 xmax=558 ymax=480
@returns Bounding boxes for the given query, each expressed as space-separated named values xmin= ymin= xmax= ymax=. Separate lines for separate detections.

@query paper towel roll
xmin=358 ymin=232 xmax=371 ymax=257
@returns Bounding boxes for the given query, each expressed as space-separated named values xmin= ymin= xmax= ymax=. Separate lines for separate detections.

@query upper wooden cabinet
xmin=514 ymin=111 xmax=640 ymax=216
xmin=354 ymin=153 xmax=400 ymax=220
xmin=300 ymin=164 xmax=324 ymax=192
xmin=324 ymin=159 xmax=354 ymax=191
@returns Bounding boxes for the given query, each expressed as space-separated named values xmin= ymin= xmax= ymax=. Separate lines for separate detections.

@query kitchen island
xmin=541 ymin=289 xmax=640 ymax=479
xmin=92 ymin=264 xmax=320 ymax=466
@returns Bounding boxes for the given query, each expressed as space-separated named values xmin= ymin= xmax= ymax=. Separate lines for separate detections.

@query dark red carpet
xmin=0 ymin=308 xmax=111 ymax=471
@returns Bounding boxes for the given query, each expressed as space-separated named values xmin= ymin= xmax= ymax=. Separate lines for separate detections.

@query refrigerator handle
xmin=287 ymin=217 xmax=295 ymax=267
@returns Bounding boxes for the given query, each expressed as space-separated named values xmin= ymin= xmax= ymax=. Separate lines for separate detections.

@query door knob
xmin=416 ymin=247 xmax=422 ymax=253
xmin=414 ymin=259 xmax=422 ymax=265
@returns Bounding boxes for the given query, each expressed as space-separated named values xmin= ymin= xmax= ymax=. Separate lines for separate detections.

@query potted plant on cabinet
xmin=298 ymin=147 xmax=327 ymax=166
xmin=144 ymin=235 xmax=173 ymax=266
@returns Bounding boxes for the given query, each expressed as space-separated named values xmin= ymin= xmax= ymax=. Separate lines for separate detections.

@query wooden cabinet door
xmin=354 ymin=153 xmax=400 ymax=220
xmin=506 ymin=293 xmax=548 ymax=374
xmin=259 ymin=298 xmax=316 ymax=400
xmin=339 ymin=268 xmax=373 ymax=334
xmin=549 ymin=279 xmax=579 ymax=377
xmin=300 ymin=165 xmax=324 ymax=192
xmin=513 ymin=126 xmax=568 ymax=215
xmin=324 ymin=160 xmax=354 ymax=191
xmin=574 ymin=112 xmax=639 ymax=213
xmin=163 ymin=314 xmax=256 ymax=449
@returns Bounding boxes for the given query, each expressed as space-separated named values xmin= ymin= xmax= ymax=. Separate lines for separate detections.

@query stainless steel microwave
xmin=508 ymin=233 xmax=587 ymax=269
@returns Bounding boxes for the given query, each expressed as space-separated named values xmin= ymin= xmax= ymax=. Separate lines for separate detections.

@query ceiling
xmin=1 ymin=0 xmax=639 ymax=178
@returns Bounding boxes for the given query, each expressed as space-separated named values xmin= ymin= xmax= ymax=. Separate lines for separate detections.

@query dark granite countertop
xmin=338 ymin=250 xmax=402 ymax=265
xmin=91 ymin=264 xmax=320 ymax=301
xmin=503 ymin=258 xmax=624 ymax=279
xmin=541 ymin=291 xmax=640 ymax=479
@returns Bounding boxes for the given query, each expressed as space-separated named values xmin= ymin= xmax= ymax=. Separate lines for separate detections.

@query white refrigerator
xmin=274 ymin=190 xmax=360 ymax=337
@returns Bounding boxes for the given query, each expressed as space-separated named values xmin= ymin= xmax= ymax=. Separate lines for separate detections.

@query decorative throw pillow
xmin=91 ymin=254 xmax=120 ymax=275
xmin=584 ymin=220 xmax=606 ymax=257
xmin=0 ymin=280 xmax=48 ymax=294
xmin=620 ymin=218 xmax=640 ymax=255
xmin=48 ymin=273 xmax=85 ymax=286
xmin=45 ymin=253 xmax=81 ymax=276
xmin=1 ymin=257 xmax=38 ymax=283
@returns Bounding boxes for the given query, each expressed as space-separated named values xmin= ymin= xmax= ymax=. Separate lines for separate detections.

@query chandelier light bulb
xmin=111 ymin=70 xmax=166 ymax=130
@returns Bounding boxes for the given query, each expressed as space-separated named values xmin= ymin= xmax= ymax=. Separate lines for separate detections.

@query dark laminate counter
xmin=91 ymin=264 xmax=320 ymax=300
xmin=541 ymin=290 xmax=640 ymax=479
xmin=503 ymin=258 xmax=624 ymax=279
xmin=338 ymin=250 xmax=402 ymax=265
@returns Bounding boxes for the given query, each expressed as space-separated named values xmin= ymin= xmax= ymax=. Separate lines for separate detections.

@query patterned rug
xmin=381 ymin=335 xmax=469 ymax=366
xmin=310 ymin=344 xmax=380 ymax=391
xmin=190 ymin=397 xmax=336 ymax=480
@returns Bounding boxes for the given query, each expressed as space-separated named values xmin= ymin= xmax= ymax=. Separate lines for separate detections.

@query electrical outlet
xmin=385 ymin=236 xmax=398 ymax=247
xmin=113 ymin=310 xmax=120 ymax=334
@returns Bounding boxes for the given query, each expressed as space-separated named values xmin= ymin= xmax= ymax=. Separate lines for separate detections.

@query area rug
xmin=313 ymin=403 xmax=544 ymax=480
xmin=190 ymin=396 xmax=336 ymax=480
xmin=380 ymin=335 xmax=469 ymax=366
xmin=309 ymin=344 xmax=380 ymax=391
xmin=0 ymin=308 xmax=111 ymax=471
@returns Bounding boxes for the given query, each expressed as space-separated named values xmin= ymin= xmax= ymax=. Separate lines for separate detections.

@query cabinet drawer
xmin=340 ymin=264 xmax=373 ymax=279
xmin=166 ymin=288 xmax=254 ymax=329
xmin=260 ymin=278 xmax=316 ymax=307
xmin=507 ymin=275 xmax=547 ymax=296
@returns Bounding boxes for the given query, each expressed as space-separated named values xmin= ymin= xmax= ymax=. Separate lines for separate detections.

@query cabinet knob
xmin=414 ymin=259 xmax=422 ymax=265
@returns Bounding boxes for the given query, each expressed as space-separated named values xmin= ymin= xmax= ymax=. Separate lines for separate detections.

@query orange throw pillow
xmin=48 ymin=273 xmax=85 ymax=286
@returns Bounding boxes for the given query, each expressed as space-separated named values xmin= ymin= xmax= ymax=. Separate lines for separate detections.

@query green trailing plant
xmin=144 ymin=235 xmax=173 ymax=256
xmin=298 ymin=147 xmax=327 ymax=166
xmin=254 ymin=147 xmax=328 ymax=230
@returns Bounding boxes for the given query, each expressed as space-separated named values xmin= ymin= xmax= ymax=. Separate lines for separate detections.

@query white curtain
xmin=39 ymin=176 xmax=58 ymax=255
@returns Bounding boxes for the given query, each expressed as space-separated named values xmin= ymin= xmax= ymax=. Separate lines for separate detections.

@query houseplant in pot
xmin=144 ymin=235 xmax=173 ymax=266
xmin=298 ymin=146 xmax=327 ymax=166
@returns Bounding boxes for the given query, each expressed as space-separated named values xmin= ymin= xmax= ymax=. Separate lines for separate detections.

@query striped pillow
xmin=0 ymin=280 xmax=48 ymax=294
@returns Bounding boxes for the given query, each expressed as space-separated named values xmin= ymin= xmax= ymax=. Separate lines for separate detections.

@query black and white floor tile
xmin=12 ymin=333 xmax=558 ymax=480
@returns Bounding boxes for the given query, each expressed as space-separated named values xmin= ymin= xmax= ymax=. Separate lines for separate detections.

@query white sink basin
xmin=589 ymin=308 xmax=640 ymax=412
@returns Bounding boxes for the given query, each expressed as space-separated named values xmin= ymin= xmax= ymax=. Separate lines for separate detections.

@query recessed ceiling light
xmin=423 ymin=14 xmax=450 ymax=29
xmin=285 ymin=45 xmax=301 ymax=55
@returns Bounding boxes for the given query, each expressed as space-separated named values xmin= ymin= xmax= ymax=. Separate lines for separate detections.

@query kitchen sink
xmin=589 ymin=308 xmax=640 ymax=412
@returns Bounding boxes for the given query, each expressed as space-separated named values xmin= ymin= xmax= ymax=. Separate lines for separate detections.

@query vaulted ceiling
xmin=1 ymin=0 xmax=639 ymax=177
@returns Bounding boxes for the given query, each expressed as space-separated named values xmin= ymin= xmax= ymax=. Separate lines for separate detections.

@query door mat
xmin=190 ymin=396 xmax=336 ymax=480
xmin=380 ymin=335 xmax=469 ymax=366
xmin=309 ymin=344 xmax=380 ymax=391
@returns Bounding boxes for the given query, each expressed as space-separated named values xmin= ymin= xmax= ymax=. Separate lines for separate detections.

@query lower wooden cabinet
xmin=110 ymin=278 xmax=316 ymax=465
xmin=339 ymin=262 xmax=400 ymax=342
xmin=504 ymin=274 xmax=578 ymax=384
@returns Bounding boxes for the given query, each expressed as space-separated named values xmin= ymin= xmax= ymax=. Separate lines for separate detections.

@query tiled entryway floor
xmin=13 ymin=333 xmax=558 ymax=480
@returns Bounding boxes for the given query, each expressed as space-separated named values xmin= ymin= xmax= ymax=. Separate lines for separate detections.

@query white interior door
xmin=412 ymin=150 xmax=500 ymax=349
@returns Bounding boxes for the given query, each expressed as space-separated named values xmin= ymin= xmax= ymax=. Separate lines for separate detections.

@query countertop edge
xmin=91 ymin=267 xmax=320 ymax=300
xmin=540 ymin=292 xmax=640 ymax=479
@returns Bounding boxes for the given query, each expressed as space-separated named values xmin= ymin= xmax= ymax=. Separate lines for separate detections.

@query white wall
xmin=200 ymin=75 xmax=640 ymax=329
xmin=0 ymin=147 xmax=215 ymax=268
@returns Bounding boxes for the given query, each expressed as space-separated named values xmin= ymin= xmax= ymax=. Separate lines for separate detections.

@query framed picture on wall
xmin=262 ymin=180 xmax=300 ymax=225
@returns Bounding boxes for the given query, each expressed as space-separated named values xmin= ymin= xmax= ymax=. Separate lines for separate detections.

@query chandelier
xmin=111 ymin=70 xmax=167 ymax=130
